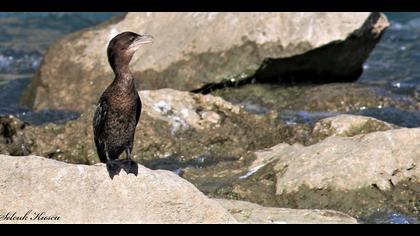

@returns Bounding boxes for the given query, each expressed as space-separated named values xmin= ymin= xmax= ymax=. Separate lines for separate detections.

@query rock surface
xmin=274 ymin=128 xmax=419 ymax=194
xmin=140 ymin=89 xmax=241 ymax=133
xmin=0 ymin=155 xmax=236 ymax=224
xmin=311 ymin=114 xmax=397 ymax=138
xmin=216 ymin=199 xmax=358 ymax=224
xmin=220 ymin=128 xmax=420 ymax=217
xmin=6 ymin=89 xmax=284 ymax=164
xmin=21 ymin=12 xmax=389 ymax=112
xmin=2 ymin=101 xmax=401 ymax=198
xmin=0 ymin=115 xmax=32 ymax=156
xmin=0 ymin=154 xmax=362 ymax=224
xmin=213 ymin=83 xmax=419 ymax=116
xmin=288 ymin=84 xmax=417 ymax=113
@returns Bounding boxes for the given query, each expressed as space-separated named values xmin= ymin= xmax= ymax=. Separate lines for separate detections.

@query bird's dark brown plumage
xmin=93 ymin=31 xmax=153 ymax=178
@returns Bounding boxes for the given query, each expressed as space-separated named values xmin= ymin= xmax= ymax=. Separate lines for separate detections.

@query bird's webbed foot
xmin=121 ymin=159 xmax=139 ymax=176
xmin=123 ymin=146 xmax=138 ymax=176
xmin=106 ymin=159 xmax=124 ymax=179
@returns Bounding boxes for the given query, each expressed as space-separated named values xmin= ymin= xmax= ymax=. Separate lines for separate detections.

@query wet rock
xmin=136 ymin=89 xmax=285 ymax=164
xmin=222 ymin=128 xmax=420 ymax=217
xmin=213 ymin=83 xmax=418 ymax=116
xmin=0 ymin=115 xmax=32 ymax=156
xmin=289 ymin=83 xmax=418 ymax=113
xmin=0 ymin=111 xmax=97 ymax=165
xmin=212 ymin=84 xmax=304 ymax=115
xmin=239 ymin=113 xmax=399 ymax=148
xmin=311 ymin=114 xmax=397 ymax=139
xmin=216 ymin=199 xmax=358 ymax=224
xmin=0 ymin=155 xmax=236 ymax=223
xmin=21 ymin=12 xmax=388 ymax=112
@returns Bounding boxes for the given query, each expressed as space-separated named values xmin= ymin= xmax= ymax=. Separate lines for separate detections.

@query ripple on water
xmin=359 ymin=211 xmax=420 ymax=224
xmin=278 ymin=110 xmax=340 ymax=125
xmin=0 ymin=49 xmax=43 ymax=74
xmin=359 ymin=13 xmax=420 ymax=96
xmin=276 ymin=108 xmax=420 ymax=128
xmin=353 ymin=107 xmax=420 ymax=128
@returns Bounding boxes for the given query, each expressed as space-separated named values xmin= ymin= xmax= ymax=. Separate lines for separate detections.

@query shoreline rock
xmin=0 ymin=155 xmax=236 ymax=224
xmin=311 ymin=114 xmax=397 ymax=139
xmin=219 ymin=128 xmax=420 ymax=217
xmin=1 ymin=99 xmax=404 ymax=199
xmin=0 ymin=154 xmax=359 ymax=224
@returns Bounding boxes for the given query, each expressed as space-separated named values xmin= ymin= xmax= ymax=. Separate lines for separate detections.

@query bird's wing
xmin=93 ymin=97 xmax=108 ymax=138
xmin=135 ymin=94 xmax=142 ymax=125
xmin=93 ymin=97 xmax=109 ymax=163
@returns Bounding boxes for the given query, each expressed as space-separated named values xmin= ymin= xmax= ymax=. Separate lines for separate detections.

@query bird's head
xmin=107 ymin=31 xmax=154 ymax=72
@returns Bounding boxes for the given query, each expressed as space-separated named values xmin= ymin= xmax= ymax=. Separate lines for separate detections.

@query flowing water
xmin=0 ymin=12 xmax=418 ymax=223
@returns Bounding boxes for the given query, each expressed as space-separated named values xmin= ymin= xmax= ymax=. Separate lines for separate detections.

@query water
xmin=0 ymin=12 xmax=124 ymax=124
xmin=279 ymin=110 xmax=340 ymax=125
xmin=359 ymin=13 xmax=420 ymax=98
xmin=359 ymin=211 xmax=420 ymax=224
xmin=276 ymin=107 xmax=420 ymax=128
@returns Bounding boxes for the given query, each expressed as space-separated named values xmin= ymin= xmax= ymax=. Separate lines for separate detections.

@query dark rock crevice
xmin=192 ymin=13 xmax=387 ymax=94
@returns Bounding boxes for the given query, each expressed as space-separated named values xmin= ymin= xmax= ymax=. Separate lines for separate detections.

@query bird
xmin=93 ymin=31 xmax=153 ymax=178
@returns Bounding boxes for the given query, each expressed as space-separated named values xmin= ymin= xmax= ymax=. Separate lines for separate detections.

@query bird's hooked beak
xmin=129 ymin=34 xmax=154 ymax=51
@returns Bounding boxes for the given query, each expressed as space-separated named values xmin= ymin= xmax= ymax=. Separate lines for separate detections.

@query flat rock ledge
xmin=0 ymin=155 xmax=235 ymax=224
xmin=0 ymin=155 xmax=357 ymax=224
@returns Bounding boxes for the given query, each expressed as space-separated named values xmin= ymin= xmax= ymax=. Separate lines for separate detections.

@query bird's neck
xmin=113 ymin=64 xmax=135 ymax=91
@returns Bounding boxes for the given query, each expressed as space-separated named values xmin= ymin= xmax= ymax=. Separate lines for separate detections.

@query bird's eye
xmin=130 ymin=36 xmax=135 ymax=41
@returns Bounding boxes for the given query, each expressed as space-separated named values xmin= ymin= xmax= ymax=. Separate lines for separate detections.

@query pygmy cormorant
xmin=93 ymin=31 xmax=153 ymax=178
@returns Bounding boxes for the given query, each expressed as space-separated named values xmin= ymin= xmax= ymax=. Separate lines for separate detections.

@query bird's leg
xmin=123 ymin=145 xmax=138 ymax=176
xmin=125 ymin=145 xmax=132 ymax=172
xmin=105 ymin=142 xmax=112 ymax=163
xmin=104 ymin=143 xmax=121 ymax=179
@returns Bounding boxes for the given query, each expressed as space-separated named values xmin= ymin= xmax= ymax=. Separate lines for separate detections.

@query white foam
xmin=239 ymin=164 xmax=266 ymax=179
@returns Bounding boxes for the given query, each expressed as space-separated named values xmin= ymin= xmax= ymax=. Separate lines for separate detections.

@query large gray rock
xmin=0 ymin=155 xmax=236 ymax=223
xmin=225 ymin=128 xmax=420 ymax=217
xmin=21 ymin=12 xmax=388 ymax=112
xmin=216 ymin=199 xmax=357 ymax=224
xmin=272 ymin=128 xmax=419 ymax=194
